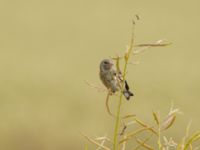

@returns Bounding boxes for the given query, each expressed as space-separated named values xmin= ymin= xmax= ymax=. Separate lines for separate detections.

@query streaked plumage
xmin=99 ymin=59 xmax=134 ymax=100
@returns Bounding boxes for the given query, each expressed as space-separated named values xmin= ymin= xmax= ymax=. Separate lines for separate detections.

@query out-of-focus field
xmin=0 ymin=0 xmax=200 ymax=149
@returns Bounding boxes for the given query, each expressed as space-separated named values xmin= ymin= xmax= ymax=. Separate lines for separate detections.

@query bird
xmin=99 ymin=59 xmax=134 ymax=100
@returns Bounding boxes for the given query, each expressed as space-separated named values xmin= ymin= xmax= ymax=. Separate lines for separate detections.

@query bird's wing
xmin=124 ymin=80 xmax=130 ymax=90
xmin=117 ymin=71 xmax=123 ymax=82
xmin=116 ymin=71 xmax=130 ymax=91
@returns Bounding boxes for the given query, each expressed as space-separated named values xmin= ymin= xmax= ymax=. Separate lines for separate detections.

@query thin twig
xmin=122 ymin=134 xmax=128 ymax=150
xmin=106 ymin=90 xmax=114 ymax=117
xmin=133 ymin=40 xmax=171 ymax=55
xmin=113 ymin=20 xmax=135 ymax=150
xmin=135 ymin=43 xmax=171 ymax=47
xmin=119 ymin=127 xmax=152 ymax=144
xmin=96 ymin=139 xmax=106 ymax=150
xmin=80 ymin=132 xmax=111 ymax=150
xmin=135 ymin=136 xmax=154 ymax=150
xmin=85 ymin=80 xmax=106 ymax=92
xmin=134 ymin=118 xmax=158 ymax=136
xmin=95 ymin=136 xmax=111 ymax=143
xmin=120 ymin=124 xmax=127 ymax=136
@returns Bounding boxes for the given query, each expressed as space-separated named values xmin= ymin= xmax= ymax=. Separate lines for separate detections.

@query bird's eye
xmin=104 ymin=61 xmax=109 ymax=64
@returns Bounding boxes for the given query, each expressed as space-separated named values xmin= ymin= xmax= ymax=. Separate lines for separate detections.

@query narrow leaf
xmin=184 ymin=132 xmax=200 ymax=150
xmin=152 ymin=111 xmax=160 ymax=125
xmin=122 ymin=114 xmax=136 ymax=119
xmin=161 ymin=114 xmax=176 ymax=131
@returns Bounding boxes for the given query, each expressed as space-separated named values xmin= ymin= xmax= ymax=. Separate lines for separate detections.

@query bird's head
xmin=100 ymin=59 xmax=114 ymax=71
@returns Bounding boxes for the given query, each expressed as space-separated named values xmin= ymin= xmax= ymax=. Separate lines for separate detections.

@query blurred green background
xmin=0 ymin=0 xmax=200 ymax=149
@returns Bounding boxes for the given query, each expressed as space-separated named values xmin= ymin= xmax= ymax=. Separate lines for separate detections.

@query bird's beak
xmin=109 ymin=63 xmax=114 ymax=67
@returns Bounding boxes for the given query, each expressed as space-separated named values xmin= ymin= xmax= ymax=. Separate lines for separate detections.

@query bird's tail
xmin=123 ymin=80 xmax=134 ymax=100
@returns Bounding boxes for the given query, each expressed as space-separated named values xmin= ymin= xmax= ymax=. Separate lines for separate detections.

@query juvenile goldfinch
xmin=99 ymin=59 xmax=134 ymax=100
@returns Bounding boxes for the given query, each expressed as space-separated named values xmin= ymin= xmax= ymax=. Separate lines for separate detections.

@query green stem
xmin=158 ymin=126 xmax=162 ymax=150
xmin=113 ymin=26 xmax=135 ymax=150
xmin=113 ymin=94 xmax=123 ymax=150
xmin=113 ymin=61 xmax=129 ymax=150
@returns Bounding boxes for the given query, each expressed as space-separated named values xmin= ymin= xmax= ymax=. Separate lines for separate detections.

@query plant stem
xmin=158 ymin=125 xmax=162 ymax=150
xmin=113 ymin=25 xmax=135 ymax=150
xmin=113 ymin=104 xmax=121 ymax=150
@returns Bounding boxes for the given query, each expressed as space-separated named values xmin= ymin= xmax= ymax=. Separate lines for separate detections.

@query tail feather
xmin=124 ymin=80 xmax=130 ymax=90
xmin=123 ymin=80 xmax=134 ymax=100
xmin=123 ymin=90 xmax=134 ymax=100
